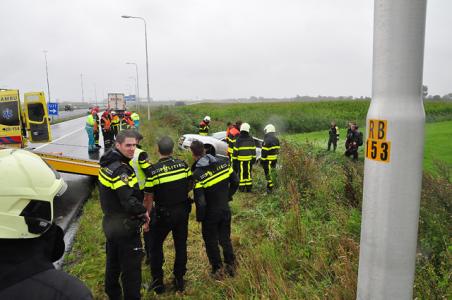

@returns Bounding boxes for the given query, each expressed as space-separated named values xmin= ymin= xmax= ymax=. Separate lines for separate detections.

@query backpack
xmin=357 ymin=132 xmax=364 ymax=146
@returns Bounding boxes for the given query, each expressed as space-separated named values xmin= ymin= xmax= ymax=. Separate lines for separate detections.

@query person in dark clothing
xmin=0 ymin=148 xmax=92 ymax=300
xmin=144 ymin=136 xmax=192 ymax=294
xmin=226 ymin=121 xmax=241 ymax=160
xmin=345 ymin=124 xmax=362 ymax=160
xmin=92 ymin=106 xmax=101 ymax=148
xmin=232 ymin=123 xmax=256 ymax=192
xmin=190 ymin=140 xmax=239 ymax=279
xmin=98 ymin=130 xmax=149 ymax=300
xmin=101 ymin=109 xmax=115 ymax=149
xmin=261 ymin=124 xmax=280 ymax=193
xmin=327 ymin=122 xmax=339 ymax=151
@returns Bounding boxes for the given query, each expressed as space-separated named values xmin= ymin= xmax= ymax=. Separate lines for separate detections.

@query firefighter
xmin=0 ymin=149 xmax=92 ymax=299
xmin=131 ymin=112 xmax=140 ymax=131
xmin=198 ymin=116 xmax=210 ymax=136
xmin=123 ymin=111 xmax=136 ymax=130
xmin=190 ymin=140 xmax=239 ymax=279
xmin=85 ymin=110 xmax=97 ymax=153
xmin=261 ymin=124 xmax=280 ymax=194
xmin=232 ymin=123 xmax=256 ymax=192
xmin=345 ymin=123 xmax=363 ymax=160
xmin=327 ymin=121 xmax=340 ymax=151
xmin=98 ymin=130 xmax=149 ymax=300
xmin=110 ymin=112 xmax=120 ymax=138
xmin=145 ymin=136 xmax=192 ymax=293
xmin=129 ymin=131 xmax=153 ymax=264
xmin=226 ymin=121 xmax=241 ymax=161
xmin=101 ymin=109 xmax=114 ymax=149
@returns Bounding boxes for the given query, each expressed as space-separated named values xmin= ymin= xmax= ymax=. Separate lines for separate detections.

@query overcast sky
xmin=0 ymin=0 xmax=450 ymax=102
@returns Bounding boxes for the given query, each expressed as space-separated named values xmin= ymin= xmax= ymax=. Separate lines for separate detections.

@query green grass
xmin=65 ymin=102 xmax=451 ymax=299
xmin=284 ymin=120 xmax=452 ymax=174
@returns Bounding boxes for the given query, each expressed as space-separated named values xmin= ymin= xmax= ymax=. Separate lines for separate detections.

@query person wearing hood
xmin=232 ymin=123 xmax=256 ymax=192
xmin=0 ymin=149 xmax=92 ymax=299
xmin=98 ymin=129 xmax=149 ymax=300
xmin=261 ymin=124 xmax=280 ymax=193
xmin=190 ymin=140 xmax=239 ymax=279
xmin=144 ymin=136 xmax=192 ymax=294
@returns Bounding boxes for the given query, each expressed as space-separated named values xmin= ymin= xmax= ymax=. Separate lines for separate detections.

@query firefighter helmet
xmin=240 ymin=123 xmax=250 ymax=132
xmin=264 ymin=124 xmax=276 ymax=134
xmin=204 ymin=116 xmax=211 ymax=122
xmin=0 ymin=149 xmax=67 ymax=239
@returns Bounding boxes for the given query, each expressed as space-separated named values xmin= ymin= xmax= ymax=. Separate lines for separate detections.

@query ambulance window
xmin=28 ymin=103 xmax=45 ymax=122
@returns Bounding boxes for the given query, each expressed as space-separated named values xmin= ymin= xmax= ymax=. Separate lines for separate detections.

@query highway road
xmin=51 ymin=108 xmax=89 ymax=122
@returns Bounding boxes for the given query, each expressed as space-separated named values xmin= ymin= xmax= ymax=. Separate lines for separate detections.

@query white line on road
xmin=34 ymin=127 xmax=84 ymax=151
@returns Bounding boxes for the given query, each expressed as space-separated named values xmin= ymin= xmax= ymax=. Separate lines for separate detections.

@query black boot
xmin=225 ymin=264 xmax=236 ymax=277
xmin=173 ymin=277 xmax=185 ymax=292
xmin=149 ymin=277 xmax=165 ymax=294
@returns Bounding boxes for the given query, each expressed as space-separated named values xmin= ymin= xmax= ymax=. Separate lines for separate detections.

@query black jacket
xmin=192 ymin=155 xmax=239 ymax=222
xmin=98 ymin=148 xmax=146 ymax=240
xmin=0 ymin=225 xmax=92 ymax=300
xmin=261 ymin=133 xmax=280 ymax=162
xmin=232 ymin=132 xmax=256 ymax=164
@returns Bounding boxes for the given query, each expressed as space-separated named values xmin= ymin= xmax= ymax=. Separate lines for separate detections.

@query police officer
xmin=0 ymin=149 xmax=92 ymax=299
xmin=190 ymin=140 xmax=239 ymax=278
xmin=261 ymin=124 xmax=280 ymax=193
xmin=198 ymin=116 xmax=210 ymax=136
xmin=98 ymin=130 xmax=149 ymax=300
xmin=327 ymin=121 xmax=339 ymax=151
xmin=232 ymin=123 xmax=256 ymax=192
xmin=345 ymin=123 xmax=362 ymax=160
xmin=145 ymin=136 xmax=192 ymax=293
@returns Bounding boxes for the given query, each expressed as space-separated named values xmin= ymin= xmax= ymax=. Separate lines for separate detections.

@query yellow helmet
xmin=0 ymin=149 xmax=67 ymax=239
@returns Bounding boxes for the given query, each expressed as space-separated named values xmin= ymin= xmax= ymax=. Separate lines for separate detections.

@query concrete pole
xmin=43 ymin=50 xmax=51 ymax=103
xmin=80 ymin=73 xmax=85 ymax=102
xmin=126 ymin=62 xmax=140 ymax=111
xmin=357 ymin=1 xmax=427 ymax=299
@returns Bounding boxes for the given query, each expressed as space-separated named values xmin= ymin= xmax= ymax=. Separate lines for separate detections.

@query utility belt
xmin=155 ymin=200 xmax=191 ymax=220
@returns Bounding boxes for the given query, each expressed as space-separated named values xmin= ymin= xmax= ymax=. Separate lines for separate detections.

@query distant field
xmin=166 ymin=100 xmax=452 ymax=136
xmin=284 ymin=120 xmax=452 ymax=174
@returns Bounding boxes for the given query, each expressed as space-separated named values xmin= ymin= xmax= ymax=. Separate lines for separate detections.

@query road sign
xmin=48 ymin=102 xmax=59 ymax=115
xmin=125 ymin=95 xmax=136 ymax=102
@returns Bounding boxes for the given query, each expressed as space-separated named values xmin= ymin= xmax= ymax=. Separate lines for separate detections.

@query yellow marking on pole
xmin=366 ymin=119 xmax=391 ymax=163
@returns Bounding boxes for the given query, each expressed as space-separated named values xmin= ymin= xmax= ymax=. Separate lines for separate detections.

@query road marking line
xmin=34 ymin=127 xmax=84 ymax=151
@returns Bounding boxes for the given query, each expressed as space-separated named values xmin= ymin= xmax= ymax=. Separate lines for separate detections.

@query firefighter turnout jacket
xmin=226 ymin=127 xmax=240 ymax=158
xmin=198 ymin=121 xmax=210 ymax=136
xmin=192 ymin=155 xmax=239 ymax=222
xmin=261 ymin=132 xmax=280 ymax=162
xmin=232 ymin=132 xmax=256 ymax=188
xmin=98 ymin=148 xmax=146 ymax=240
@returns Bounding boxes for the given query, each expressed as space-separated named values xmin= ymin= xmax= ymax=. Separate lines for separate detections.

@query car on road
xmin=178 ymin=131 xmax=262 ymax=160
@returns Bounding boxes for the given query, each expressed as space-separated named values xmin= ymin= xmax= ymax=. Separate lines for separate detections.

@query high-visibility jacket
xmin=124 ymin=117 xmax=135 ymax=129
xmin=98 ymin=148 xmax=146 ymax=239
xmin=261 ymin=133 xmax=280 ymax=162
xmin=145 ymin=157 xmax=191 ymax=208
xmin=111 ymin=115 xmax=120 ymax=130
xmin=227 ymin=127 xmax=240 ymax=156
xmin=198 ymin=121 xmax=210 ymax=136
xmin=131 ymin=112 xmax=140 ymax=129
xmin=86 ymin=114 xmax=95 ymax=126
xmin=232 ymin=132 xmax=256 ymax=162
xmin=101 ymin=113 xmax=112 ymax=131
xmin=129 ymin=148 xmax=152 ymax=190
xmin=192 ymin=155 xmax=239 ymax=221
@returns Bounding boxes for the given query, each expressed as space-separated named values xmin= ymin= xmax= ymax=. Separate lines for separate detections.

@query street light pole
xmin=43 ymin=50 xmax=51 ymax=103
xmin=122 ymin=15 xmax=151 ymax=120
xmin=80 ymin=73 xmax=85 ymax=102
xmin=128 ymin=76 xmax=138 ymax=111
xmin=126 ymin=62 xmax=140 ymax=111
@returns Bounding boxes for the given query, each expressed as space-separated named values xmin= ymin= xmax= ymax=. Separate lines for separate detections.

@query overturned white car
xmin=178 ymin=131 xmax=262 ymax=160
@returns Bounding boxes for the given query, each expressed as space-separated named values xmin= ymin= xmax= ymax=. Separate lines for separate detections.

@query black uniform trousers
xmin=345 ymin=146 xmax=358 ymax=160
xmin=237 ymin=160 xmax=253 ymax=192
xmin=105 ymin=234 xmax=143 ymax=300
xmin=328 ymin=136 xmax=338 ymax=151
xmin=201 ymin=209 xmax=235 ymax=271
xmin=102 ymin=130 xmax=115 ymax=149
xmin=150 ymin=204 xmax=189 ymax=279
xmin=262 ymin=160 xmax=277 ymax=190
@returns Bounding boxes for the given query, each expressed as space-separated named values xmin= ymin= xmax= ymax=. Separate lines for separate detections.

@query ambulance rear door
xmin=23 ymin=92 xmax=52 ymax=143
xmin=0 ymin=89 xmax=24 ymax=148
